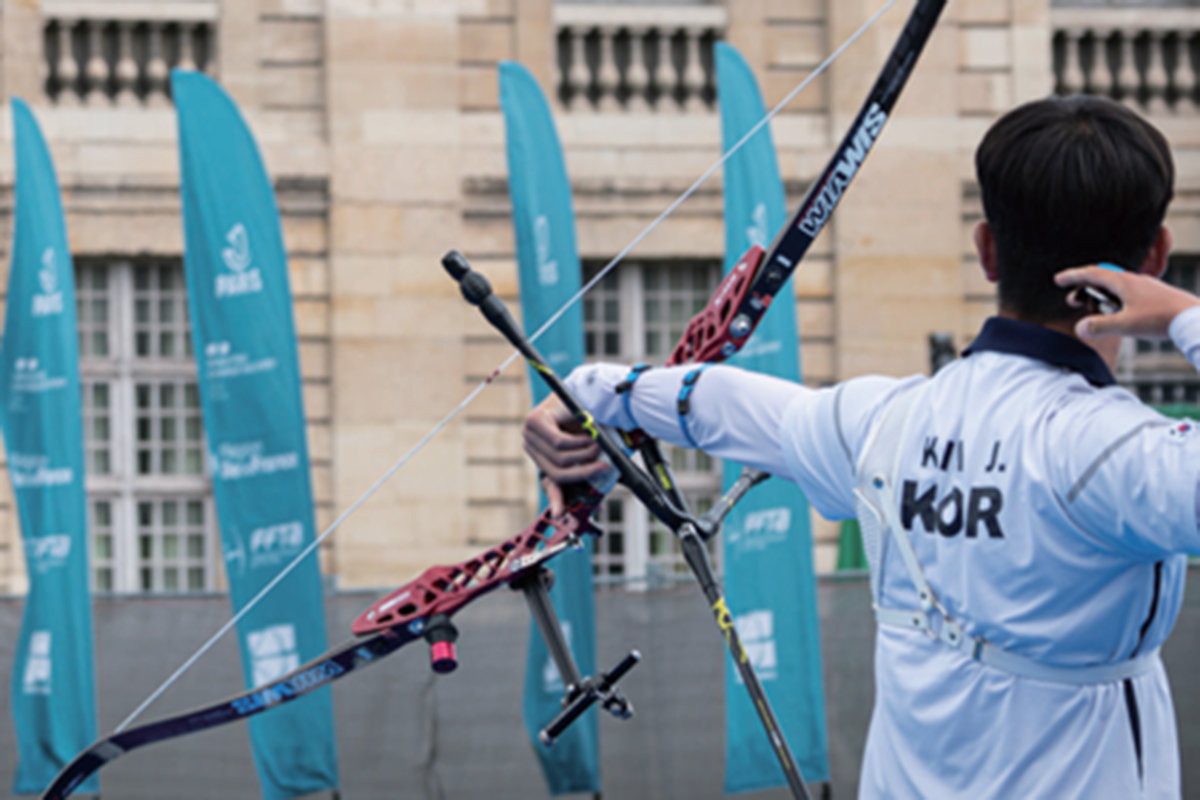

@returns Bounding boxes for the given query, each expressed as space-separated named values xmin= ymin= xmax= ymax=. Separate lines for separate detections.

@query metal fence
xmin=1 ymin=568 xmax=1197 ymax=799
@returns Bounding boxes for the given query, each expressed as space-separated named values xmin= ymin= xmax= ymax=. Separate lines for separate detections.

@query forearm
xmin=563 ymin=362 xmax=805 ymax=477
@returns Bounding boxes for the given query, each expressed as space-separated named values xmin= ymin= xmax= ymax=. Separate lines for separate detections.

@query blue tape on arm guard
xmin=616 ymin=363 xmax=651 ymax=429
xmin=676 ymin=364 xmax=712 ymax=450
xmin=1097 ymin=262 xmax=1126 ymax=273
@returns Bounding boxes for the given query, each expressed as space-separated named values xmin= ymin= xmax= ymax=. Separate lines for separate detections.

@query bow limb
xmin=40 ymin=629 xmax=409 ymax=800
xmin=41 ymin=498 xmax=603 ymax=799
xmin=671 ymin=0 xmax=950 ymax=367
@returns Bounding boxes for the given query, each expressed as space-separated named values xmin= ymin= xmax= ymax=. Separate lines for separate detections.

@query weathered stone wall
xmin=326 ymin=0 xmax=474 ymax=587
xmin=0 ymin=0 xmax=1197 ymax=589
xmin=0 ymin=0 xmax=334 ymax=592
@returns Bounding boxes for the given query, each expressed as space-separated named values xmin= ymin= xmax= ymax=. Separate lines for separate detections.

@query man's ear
xmin=1138 ymin=226 xmax=1172 ymax=278
xmin=974 ymin=221 xmax=999 ymax=283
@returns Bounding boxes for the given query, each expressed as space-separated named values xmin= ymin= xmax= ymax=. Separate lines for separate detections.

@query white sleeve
xmin=564 ymin=362 xmax=803 ymax=477
xmin=564 ymin=363 xmax=910 ymax=521
xmin=779 ymin=374 xmax=919 ymax=519
xmin=1045 ymin=306 xmax=1200 ymax=557
xmin=1168 ymin=305 xmax=1200 ymax=369
xmin=1050 ymin=395 xmax=1200 ymax=559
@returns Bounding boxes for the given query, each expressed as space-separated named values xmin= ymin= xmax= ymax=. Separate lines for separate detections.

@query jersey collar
xmin=962 ymin=316 xmax=1116 ymax=387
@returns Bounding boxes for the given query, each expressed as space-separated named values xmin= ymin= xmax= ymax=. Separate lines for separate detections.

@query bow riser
xmin=352 ymin=493 xmax=601 ymax=635
xmin=667 ymin=245 xmax=766 ymax=366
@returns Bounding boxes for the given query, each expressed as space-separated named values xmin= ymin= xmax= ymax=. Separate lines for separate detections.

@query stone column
xmin=827 ymin=0 xmax=961 ymax=380
xmin=515 ymin=0 xmax=554 ymax=92
xmin=2 ymin=0 xmax=43 ymax=103
xmin=325 ymin=0 xmax=471 ymax=586
xmin=1012 ymin=0 xmax=1053 ymax=104
xmin=0 ymin=2 xmax=6 ymax=103
xmin=724 ymin=0 xmax=769 ymax=78
xmin=0 ymin=0 xmax=42 ymax=593
xmin=218 ymin=0 xmax=261 ymax=107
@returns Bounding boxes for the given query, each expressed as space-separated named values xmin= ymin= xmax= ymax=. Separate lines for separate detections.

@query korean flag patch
xmin=1167 ymin=420 xmax=1196 ymax=443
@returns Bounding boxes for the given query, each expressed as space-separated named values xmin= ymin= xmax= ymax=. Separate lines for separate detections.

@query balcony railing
xmin=1053 ymin=1 xmax=1197 ymax=7
xmin=555 ymin=4 xmax=725 ymax=112
xmin=1053 ymin=9 xmax=1199 ymax=112
xmin=41 ymin=2 xmax=217 ymax=107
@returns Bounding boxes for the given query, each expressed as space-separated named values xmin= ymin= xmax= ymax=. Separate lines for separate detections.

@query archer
xmin=526 ymin=95 xmax=1196 ymax=797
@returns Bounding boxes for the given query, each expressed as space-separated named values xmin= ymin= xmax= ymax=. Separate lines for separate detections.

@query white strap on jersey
xmin=852 ymin=382 xmax=1160 ymax=686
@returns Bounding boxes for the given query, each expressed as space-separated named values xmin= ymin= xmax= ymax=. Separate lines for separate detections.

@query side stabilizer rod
xmin=539 ymin=651 xmax=641 ymax=746
xmin=516 ymin=565 xmax=639 ymax=745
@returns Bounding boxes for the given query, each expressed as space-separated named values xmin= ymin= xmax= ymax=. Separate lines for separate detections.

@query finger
xmin=533 ymin=458 xmax=610 ymax=485
xmin=1055 ymin=265 xmax=1122 ymax=295
xmin=524 ymin=411 xmax=601 ymax=459
xmin=1075 ymin=311 xmax=1125 ymax=339
xmin=541 ymin=475 xmax=565 ymax=517
xmin=523 ymin=434 xmax=600 ymax=472
xmin=524 ymin=440 xmax=607 ymax=481
xmin=524 ymin=409 xmax=597 ymax=453
xmin=523 ymin=396 xmax=580 ymax=443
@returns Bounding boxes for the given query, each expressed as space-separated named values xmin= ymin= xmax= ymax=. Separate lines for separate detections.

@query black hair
xmin=975 ymin=95 xmax=1174 ymax=323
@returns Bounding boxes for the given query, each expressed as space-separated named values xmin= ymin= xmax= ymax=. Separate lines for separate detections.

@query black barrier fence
xmin=1 ymin=568 xmax=1197 ymax=799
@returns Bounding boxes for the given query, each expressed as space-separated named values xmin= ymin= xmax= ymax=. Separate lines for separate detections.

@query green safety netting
xmin=1155 ymin=404 xmax=1200 ymax=420
xmin=837 ymin=518 xmax=868 ymax=571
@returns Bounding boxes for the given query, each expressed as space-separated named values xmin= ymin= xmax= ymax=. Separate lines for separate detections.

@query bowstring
xmin=116 ymin=0 xmax=899 ymax=734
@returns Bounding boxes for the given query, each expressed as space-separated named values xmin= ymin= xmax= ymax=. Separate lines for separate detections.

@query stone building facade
xmin=0 ymin=0 xmax=1196 ymax=593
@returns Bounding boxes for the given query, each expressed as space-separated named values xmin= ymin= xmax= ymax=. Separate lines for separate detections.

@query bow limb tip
xmin=441 ymin=249 xmax=471 ymax=280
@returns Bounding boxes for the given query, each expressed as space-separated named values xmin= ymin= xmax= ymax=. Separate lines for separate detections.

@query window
xmin=582 ymin=260 xmax=722 ymax=586
xmin=1119 ymin=255 xmax=1200 ymax=406
xmin=76 ymin=259 xmax=215 ymax=593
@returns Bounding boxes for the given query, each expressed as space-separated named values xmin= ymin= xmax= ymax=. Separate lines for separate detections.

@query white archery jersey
xmin=565 ymin=310 xmax=1200 ymax=799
